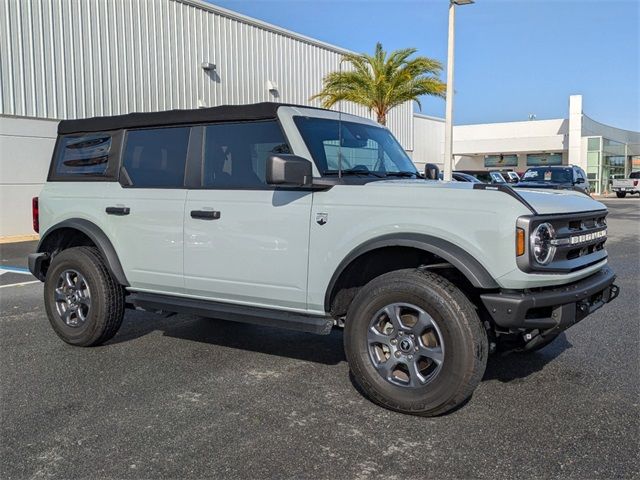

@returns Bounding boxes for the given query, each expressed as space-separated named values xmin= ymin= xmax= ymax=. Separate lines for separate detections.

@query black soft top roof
xmin=57 ymin=102 xmax=326 ymax=135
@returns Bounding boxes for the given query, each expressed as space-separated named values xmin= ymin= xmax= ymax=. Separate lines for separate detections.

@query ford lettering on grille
xmin=570 ymin=229 xmax=607 ymax=245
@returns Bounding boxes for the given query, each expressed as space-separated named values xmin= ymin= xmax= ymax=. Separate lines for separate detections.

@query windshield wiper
xmin=324 ymin=169 xmax=386 ymax=178
xmin=385 ymin=171 xmax=420 ymax=178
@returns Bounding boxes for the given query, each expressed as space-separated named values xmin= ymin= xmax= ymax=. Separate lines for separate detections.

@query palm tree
xmin=311 ymin=42 xmax=446 ymax=125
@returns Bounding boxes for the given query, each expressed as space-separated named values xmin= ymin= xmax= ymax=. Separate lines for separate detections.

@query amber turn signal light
xmin=516 ymin=228 xmax=525 ymax=256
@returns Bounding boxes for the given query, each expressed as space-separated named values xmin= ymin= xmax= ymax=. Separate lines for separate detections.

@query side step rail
xmin=128 ymin=292 xmax=334 ymax=335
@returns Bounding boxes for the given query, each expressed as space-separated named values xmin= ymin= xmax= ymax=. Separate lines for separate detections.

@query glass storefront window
xmin=484 ymin=154 xmax=518 ymax=167
xmin=587 ymin=137 xmax=601 ymax=151
xmin=526 ymin=153 xmax=563 ymax=166
xmin=601 ymin=138 xmax=627 ymax=192
xmin=603 ymin=138 xmax=625 ymax=156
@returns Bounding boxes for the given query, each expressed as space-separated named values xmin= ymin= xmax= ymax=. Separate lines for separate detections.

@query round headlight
xmin=531 ymin=222 xmax=556 ymax=265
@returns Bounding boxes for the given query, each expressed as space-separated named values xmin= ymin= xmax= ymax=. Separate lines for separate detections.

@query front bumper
xmin=481 ymin=266 xmax=619 ymax=332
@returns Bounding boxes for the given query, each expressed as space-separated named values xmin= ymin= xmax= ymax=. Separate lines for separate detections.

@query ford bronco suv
xmin=29 ymin=103 xmax=619 ymax=416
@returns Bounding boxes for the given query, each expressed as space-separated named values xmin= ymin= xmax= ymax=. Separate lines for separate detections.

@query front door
xmin=183 ymin=120 xmax=312 ymax=312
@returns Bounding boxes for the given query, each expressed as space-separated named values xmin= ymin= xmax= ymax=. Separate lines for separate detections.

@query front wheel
xmin=44 ymin=246 xmax=125 ymax=346
xmin=616 ymin=192 xmax=627 ymax=198
xmin=344 ymin=269 xmax=488 ymax=416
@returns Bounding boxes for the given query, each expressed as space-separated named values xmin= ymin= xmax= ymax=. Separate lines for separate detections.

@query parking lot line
xmin=0 ymin=266 xmax=32 ymax=275
xmin=0 ymin=280 xmax=40 ymax=289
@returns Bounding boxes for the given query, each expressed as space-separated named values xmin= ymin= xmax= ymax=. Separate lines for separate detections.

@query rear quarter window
xmin=52 ymin=133 xmax=114 ymax=177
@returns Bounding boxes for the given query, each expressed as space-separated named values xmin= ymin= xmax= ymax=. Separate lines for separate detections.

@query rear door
xmin=183 ymin=120 xmax=312 ymax=312
xmin=106 ymin=126 xmax=192 ymax=293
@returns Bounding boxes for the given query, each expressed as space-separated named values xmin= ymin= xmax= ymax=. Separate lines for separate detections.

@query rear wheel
xmin=44 ymin=246 xmax=125 ymax=346
xmin=344 ymin=269 xmax=488 ymax=416
xmin=616 ymin=192 xmax=627 ymax=198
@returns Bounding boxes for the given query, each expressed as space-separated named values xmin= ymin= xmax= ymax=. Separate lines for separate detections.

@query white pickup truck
xmin=611 ymin=172 xmax=640 ymax=198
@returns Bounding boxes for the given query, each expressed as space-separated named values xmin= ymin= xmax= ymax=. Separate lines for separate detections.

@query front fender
xmin=323 ymin=232 xmax=499 ymax=312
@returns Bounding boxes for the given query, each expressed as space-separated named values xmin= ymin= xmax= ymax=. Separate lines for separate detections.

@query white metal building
xmin=2 ymin=1 xmax=638 ymax=239
xmin=0 ymin=0 xmax=414 ymax=238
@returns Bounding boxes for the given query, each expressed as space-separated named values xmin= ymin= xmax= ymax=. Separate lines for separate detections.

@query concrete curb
xmin=0 ymin=234 xmax=39 ymax=245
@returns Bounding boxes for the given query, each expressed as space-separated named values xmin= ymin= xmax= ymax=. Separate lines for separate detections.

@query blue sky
xmin=209 ymin=0 xmax=639 ymax=131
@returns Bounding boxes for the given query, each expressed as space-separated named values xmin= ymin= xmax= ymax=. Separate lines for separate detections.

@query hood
xmin=509 ymin=188 xmax=604 ymax=214
xmin=364 ymin=179 xmax=606 ymax=215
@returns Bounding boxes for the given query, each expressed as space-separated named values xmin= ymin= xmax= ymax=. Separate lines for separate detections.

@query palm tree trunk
xmin=376 ymin=109 xmax=387 ymax=126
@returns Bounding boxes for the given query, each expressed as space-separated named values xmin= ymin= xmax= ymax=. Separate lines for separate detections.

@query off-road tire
xmin=344 ymin=269 xmax=488 ymax=416
xmin=44 ymin=246 xmax=125 ymax=346
xmin=616 ymin=192 xmax=626 ymax=198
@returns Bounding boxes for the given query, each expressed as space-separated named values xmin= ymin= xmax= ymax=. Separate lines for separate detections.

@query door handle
xmin=191 ymin=210 xmax=221 ymax=220
xmin=106 ymin=206 xmax=130 ymax=216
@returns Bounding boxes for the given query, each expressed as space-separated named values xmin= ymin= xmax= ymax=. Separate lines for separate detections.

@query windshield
xmin=521 ymin=167 xmax=572 ymax=183
xmin=293 ymin=116 xmax=418 ymax=176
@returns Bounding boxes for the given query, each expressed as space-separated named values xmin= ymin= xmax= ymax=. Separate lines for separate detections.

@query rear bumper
xmin=28 ymin=252 xmax=48 ymax=281
xmin=612 ymin=187 xmax=639 ymax=193
xmin=481 ymin=266 xmax=619 ymax=331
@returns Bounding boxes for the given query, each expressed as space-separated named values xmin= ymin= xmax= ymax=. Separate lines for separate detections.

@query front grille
xmin=551 ymin=214 xmax=607 ymax=265
xmin=517 ymin=210 xmax=609 ymax=273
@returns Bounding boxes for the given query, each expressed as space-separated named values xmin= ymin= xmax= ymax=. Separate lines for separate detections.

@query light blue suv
xmin=29 ymin=103 xmax=619 ymax=416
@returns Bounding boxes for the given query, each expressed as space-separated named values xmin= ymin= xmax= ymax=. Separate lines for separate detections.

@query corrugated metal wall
xmin=0 ymin=0 xmax=413 ymax=149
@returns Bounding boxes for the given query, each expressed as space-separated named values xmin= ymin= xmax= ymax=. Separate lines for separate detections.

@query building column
xmin=568 ymin=95 xmax=583 ymax=168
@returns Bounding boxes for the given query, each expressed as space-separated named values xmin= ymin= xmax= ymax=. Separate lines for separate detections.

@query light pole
xmin=443 ymin=0 xmax=474 ymax=181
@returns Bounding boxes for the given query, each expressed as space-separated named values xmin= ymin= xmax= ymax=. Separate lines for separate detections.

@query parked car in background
xmin=453 ymin=172 xmax=482 ymax=182
xmin=516 ymin=165 xmax=591 ymax=195
xmin=458 ymin=170 xmax=507 ymax=184
xmin=611 ymin=172 xmax=640 ymax=198
xmin=441 ymin=171 xmax=483 ymax=183
xmin=505 ymin=171 xmax=521 ymax=183
xmin=491 ymin=171 xmax=521 ymax=184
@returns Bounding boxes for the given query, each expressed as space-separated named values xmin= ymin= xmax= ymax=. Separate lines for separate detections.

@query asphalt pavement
xmin=1 ymin=198 xmax=638 ymax=479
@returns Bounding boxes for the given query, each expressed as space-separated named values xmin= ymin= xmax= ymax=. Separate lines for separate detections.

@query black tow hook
xmin=577 ymin=301 xmax=589 ymax=314
xmin=520 ymin=331 xmax=548 ymax=352
xmin=608 ymin=284 xmax=621 ymax=303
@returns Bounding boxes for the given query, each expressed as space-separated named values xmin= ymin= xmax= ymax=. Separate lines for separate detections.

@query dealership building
xmin=1 ymin=0 xmax=638 ymax=238
xmin=413 ymin=95 xmax=640 ymax=194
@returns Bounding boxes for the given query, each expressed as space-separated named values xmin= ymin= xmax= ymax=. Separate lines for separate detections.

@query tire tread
xmin=44 ymin=246 xmax=124 ymax=347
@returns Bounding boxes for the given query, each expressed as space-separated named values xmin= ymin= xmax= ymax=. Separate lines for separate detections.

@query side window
xmin=122 ymin=127 xmax=190 ymax=187
xmin=202 ymin=121 xmax=289 ymax=188
xmin=54 ymin=133 xmax=112 ymax=177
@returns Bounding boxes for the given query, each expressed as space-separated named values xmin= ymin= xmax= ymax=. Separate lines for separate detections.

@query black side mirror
xmin=575 ymin=177 xmax=585 ymax=184
xmin=266 ymin=154 xmax=312 ymax=186
xmin=424 ymin=163 xmax=440 ymax=180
